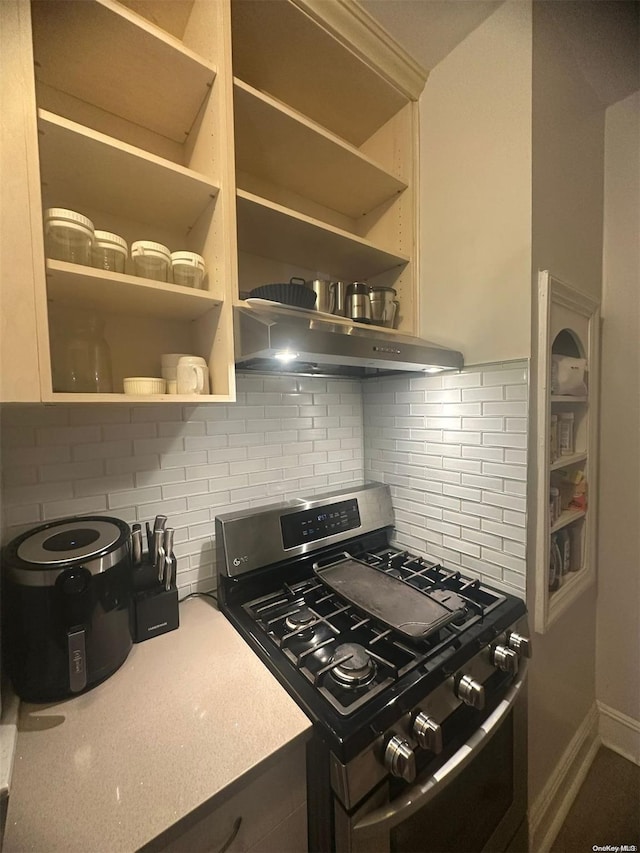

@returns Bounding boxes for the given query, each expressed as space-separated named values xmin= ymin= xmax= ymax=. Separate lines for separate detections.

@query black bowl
xmin=249 ymin=281 xmax=317 ymax=309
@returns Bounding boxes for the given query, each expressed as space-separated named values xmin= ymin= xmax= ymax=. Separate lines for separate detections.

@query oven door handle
xmin=353 ymin=660 xmax=528 ymax=838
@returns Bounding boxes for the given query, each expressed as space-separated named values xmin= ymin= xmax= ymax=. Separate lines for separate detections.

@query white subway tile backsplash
xmin=505 ymin=384 xmax=528 ymax=400
xmin=482 ymin=367 xmax=527 ymax=386
xmin=76 ymin=474 xmax=134 ymax=497
xmin=481 ymin=492 xmax=527 ymax=513
xmin=505 ymin=449 xmax=527 ymax=464
xmin=481 ymin=462 xmax=527 ymax=481
xmin=461 ymin=417 xmax=504 ymax=432
xmin=109 ymin=485 xmax=162 ymax=508
xmin=482 ymin=432 xmax=526 ymax=449
xmin=483 ymin=401 xmax=527 ymax=417
xmin=1 ymin=466 xmax=38 ymax=486
xmin=443 ymin=483 xmax=482 ymax=502
xmin=103 ymin=422 xmax=158 ymax=441
xmin=160 ymin=450 xmax=207 ymax=469
xmin=364 ymin=362 xmax=529 ymax=594
xmin=73 ymin=440 xmax=133 ymax=461
xmin=443 ymin=458 xmax=482 ymax=475
xmin=1 ymin=426 xmax=35 ymax=448
xmin=462 ymin=386 xmax=504 ymax=402
xmin=481 ymin=519 xmax=526 ymax=543
xmin=44 ymin=495 xmax=107 ymax=519
xmin=37 ymin=425 xmax=101 ymax=446
xmin=40 ymin=459 xmax=104 ymax=483
xmin=442 ymin=372 xmax=482 ymax=389
xmin=1 ymin=368 xmax=528 ymax=597
xmin=6 ymin=481 xmax=73 ymax=506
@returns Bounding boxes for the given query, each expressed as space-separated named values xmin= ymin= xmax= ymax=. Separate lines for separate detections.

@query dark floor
xmin=550 ymin=747 xmax=640 ymax=852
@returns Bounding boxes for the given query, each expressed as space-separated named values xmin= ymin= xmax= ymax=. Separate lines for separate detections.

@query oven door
xmin=334 ymin=666 xmax=528 ymax=853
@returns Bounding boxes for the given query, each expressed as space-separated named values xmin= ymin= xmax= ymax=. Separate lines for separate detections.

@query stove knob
xmin=413 ymin=712 xmax=443 ymax=754
xmin=492 ymin=644 xmax=519 ymax=674
xmin=507 ymin=631 xmax=532 ymax=658
xmin=384 ymin=735 xmax=416 ymax=783
xmin=456 ymin=674 xmax=485 ymax=710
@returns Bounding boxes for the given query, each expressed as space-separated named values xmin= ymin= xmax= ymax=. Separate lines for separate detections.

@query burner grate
xmin=241 ymin=545 xmax=507 ymax=715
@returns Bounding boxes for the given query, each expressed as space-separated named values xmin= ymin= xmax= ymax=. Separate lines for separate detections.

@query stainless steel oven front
xmin=331 ymin=658 xmax=528 ymax=853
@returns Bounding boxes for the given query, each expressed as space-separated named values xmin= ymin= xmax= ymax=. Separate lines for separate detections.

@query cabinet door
xmin=159 ymin=742 xmax=307 ymax=852
xmin=534 ymin=270 xmax=600 ymax=633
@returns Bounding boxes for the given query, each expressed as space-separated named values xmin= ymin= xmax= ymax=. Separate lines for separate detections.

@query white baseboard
xmin=597 ymin=701 xmax=640 ymax=765
xmin=529 ymin=703 xmax=600 ymax=853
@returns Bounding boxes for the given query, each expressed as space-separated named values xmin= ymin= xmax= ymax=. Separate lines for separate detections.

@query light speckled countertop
xmin=3 ymin=598 xmax=312 ymax=853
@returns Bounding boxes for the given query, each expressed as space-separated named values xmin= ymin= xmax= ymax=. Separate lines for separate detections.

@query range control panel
xmin=281 ymin=499 xmax=361 ymax=549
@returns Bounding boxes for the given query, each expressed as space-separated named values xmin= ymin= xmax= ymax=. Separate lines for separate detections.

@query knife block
xmin=132 ymin=559 xmax=179 ymax=643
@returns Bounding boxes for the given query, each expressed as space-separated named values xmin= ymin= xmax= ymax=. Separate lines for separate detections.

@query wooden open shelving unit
xmin=0 ymin=0 xmax=427 ymax=403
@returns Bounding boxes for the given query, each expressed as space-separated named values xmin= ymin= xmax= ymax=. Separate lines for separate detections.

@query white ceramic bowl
xmin=123 ymin=377 xmax=166 ymax=395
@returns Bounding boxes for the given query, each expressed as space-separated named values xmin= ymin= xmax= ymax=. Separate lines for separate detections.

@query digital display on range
xmin=281 ymin=499 xmax=361 ymax=549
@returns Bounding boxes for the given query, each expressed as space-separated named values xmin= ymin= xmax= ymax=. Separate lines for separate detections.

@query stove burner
xmin=284 ymin=607 xmax=316 ymax=636
xmin=331 ymin=643 xmax=376 ymax=687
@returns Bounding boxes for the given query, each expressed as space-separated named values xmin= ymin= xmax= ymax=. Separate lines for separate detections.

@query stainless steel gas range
xmin=216 ymin=483 xmax=530 ymax=853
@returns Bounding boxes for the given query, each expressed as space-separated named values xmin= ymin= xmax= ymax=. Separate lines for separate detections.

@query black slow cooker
xmin=2 ymin=516 xmax=134 ymax=702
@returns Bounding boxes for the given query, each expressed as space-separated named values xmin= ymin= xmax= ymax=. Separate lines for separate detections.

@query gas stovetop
xmin=242 ymin=546 xmax=507 ymax=716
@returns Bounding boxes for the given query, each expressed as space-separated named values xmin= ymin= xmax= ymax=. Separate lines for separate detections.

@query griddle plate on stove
xmin=313 ymin=557 xmax=466 ymax=640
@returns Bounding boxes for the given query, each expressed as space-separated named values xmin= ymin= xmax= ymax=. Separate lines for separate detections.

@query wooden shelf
xmin=233 ymin=79 xmax=406 ymax=219
xmin=551 ymin=395 xmax=588 ymax=403
xmin=31 ymin=0 xmax=216 ymax=143
xmin=550 ymin=451 xmax=588 ymax=471
xmin=45 ymin=391 xmax=233 ymax=405
xmin=236 ymin=190 xmax=409 ymax=280
xmin=550 ymin=508 xmax=586 ymax=534
xmin=45 ymin=261 xmax=221 ymax=321
xmin=38 ymin=111 xmax=218 ymax=231
xmin=230 ymin=0 xmax=415 ymax=147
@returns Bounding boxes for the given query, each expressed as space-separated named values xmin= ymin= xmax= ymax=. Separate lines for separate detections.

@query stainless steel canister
xmin=307 ymin=280 xmax=336 ymax=314
xmin=369 ymin=286 xmax=399 ymax=328
xmin=345 ymin=282 xmax=372 ymax=323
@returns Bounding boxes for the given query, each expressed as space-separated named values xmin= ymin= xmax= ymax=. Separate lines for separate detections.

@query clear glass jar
xmin=131 ymin=240 xmax=171 ymax=281
xmin=92 ymin=230 xmax=128 ymax=273
xmin=44 ymin=208 xmax=94 ymax=265
xmin=171 ymin=251 xmax=205 ymax=288
xmin=57 ymin=314 xmax=113 ymax=393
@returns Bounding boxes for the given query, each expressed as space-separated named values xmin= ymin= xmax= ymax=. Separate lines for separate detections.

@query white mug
xmin=176 ymin=356 xmax=209 ymax=395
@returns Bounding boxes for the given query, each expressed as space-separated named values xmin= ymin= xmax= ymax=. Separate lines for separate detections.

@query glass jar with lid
xmin=44 ymin=208 xmax=94 ymax=265
xmin=92 ymin=230 xmax=128 ymax=273
xmin=131 ymin=240 xmax=171 ymax=281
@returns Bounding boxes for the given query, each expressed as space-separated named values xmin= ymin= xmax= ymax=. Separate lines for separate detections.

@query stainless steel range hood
xmin=234 ymin=302 xmax=464 ymax=378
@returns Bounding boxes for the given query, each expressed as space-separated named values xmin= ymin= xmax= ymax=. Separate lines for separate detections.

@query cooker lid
xmin=16 ymin=519 xmax=125 ymax=566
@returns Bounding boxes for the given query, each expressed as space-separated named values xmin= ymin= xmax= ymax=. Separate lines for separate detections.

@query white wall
xmin=596 ymin=90 xmax=640 ymax=760
xmin=528 ymin=0 xmax=606 ymax=822
xmin=419 ymin=0 xmax=532 ymax=365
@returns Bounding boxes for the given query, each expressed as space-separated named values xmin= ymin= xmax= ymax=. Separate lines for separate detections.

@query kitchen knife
xmin=146 ymin=521 xmax=153 ymax=559
xmin=131 ymin=524 xmax=143 ymax=566
xmin=152 ymin=515 xmax=167 ymax=569
xmin=156 ymin=543 xmax=165 ymax=584
xmin=164 ymin=552 xmax=174 ymax=591
xmin=162 ymin=528 xmax=174 ymax=564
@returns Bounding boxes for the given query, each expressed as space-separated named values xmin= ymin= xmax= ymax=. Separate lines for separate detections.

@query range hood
xmin=234 ymin=302 xmax=464 ymax=378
